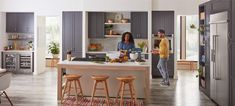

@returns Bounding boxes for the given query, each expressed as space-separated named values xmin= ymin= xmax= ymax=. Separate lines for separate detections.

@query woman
xmin=117 ymin=32 xmax=135 ymax=51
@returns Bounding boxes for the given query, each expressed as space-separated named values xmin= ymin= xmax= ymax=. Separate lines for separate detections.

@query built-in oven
xmin=152 ymin=34 xmax=174 ymax=52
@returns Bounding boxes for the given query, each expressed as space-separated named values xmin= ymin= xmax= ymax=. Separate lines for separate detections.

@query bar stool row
xmin=61 ymin=74 xmax=137 ymax=105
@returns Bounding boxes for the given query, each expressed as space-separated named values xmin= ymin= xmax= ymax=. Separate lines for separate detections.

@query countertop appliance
xmin=210 ymin=11 xmax=229 ymax=106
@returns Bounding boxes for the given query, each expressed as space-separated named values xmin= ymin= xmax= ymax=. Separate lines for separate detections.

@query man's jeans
xmin=157 ymin=58 xmax=169 ymax=83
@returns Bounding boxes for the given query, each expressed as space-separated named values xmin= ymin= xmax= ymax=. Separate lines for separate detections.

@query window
xmin=45 ymin=17 xmax=60 ymax=57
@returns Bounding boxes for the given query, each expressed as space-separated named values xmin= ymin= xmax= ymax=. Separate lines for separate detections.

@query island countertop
xmin=58 ymin=61 xmax=150 ymax=67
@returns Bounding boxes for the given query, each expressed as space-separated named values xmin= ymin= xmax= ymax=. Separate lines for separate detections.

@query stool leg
xmin=120 ymin=82 xmax=125 ymax=106
xmin=128 ymin=82 xmax=134 ymax=102
xmin=68 ymin=81 xmax=72 ymax=98
xmin=104 ymin=80 xmax=109 ymax=105
xmin=131 ymin=81 xmax=137 ymax=102
xmin=91 ymin=81 xmax=97 ymax=105
xmin=77 ymin=79 xmax=83 ymax=97
xmin=116 ymin=82 xmax=122 ymax=101
xmin=61 ymin=80 xmax=68 ymax=103
xmin=74 ymin=80 xmax=78 ymax=104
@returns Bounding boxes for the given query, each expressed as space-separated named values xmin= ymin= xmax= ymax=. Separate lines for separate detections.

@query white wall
xmin=34 ymin=16 xmax=46 ymax=75
xmin=0 ymin=0 xmax=83 ymax=14
xmin=82 ymin=0 xmax=151 ymax=11
xmin=0 ymin=13 xmax=7 ymax=67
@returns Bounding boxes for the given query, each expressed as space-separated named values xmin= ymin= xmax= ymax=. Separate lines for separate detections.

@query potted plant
xmin=105 ymin=24 xmax=114 ymax=35
xmin=48 ymin=41 xmax=60 ymax=58
xmin=27 ymin=41 xmax=33 ymax=50
xmin=137 ymin=41 xmax=147 ymax=52
xmin=196 ymin=66 xmax=203 ymax=78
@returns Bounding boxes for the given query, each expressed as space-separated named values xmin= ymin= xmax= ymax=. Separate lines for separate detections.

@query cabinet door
xmin=88 ymin=12 xmax=97 ymax=38
xmin=96 ymin=12 xmax=105 ymax=38
xmin=152 ymin=54 xmax=160 ymax=78
xmin=131 ymin=12 xmax=148 ymax=39
xmin=232 ymin=0 xmax=235 ymax=41
xmin=211 ymin=0 xmax=230 ymax=14
xmin=152 ymin=54 xmax=174 ymax=78
xmin=88 ymin=12 xmax=105 ymax=38
xmin=18 ymin=13 xmax=34 ymax=33
xmin=74 ymin=12 xmax=83 ymax=57
xmin=163 ymin=11 xmax=174 ymax=35
xmin=140 ymin=12 xmax=148 ymax=39
xmin=152 ymin=11 xmax=165 ymax=34
xmin=6 ymin=13 xmax=17 ymax=33
xmin=131 ymin=12 xmax=141 ymax=39
xmin=62 ymin=12 xmax=74 ymax=59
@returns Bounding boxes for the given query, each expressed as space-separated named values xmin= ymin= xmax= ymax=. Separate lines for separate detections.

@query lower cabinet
xmin=152 ymin=54 xmax=174 ymax=78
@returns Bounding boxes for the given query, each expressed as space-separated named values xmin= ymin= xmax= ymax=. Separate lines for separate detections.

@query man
xmin=152 ymin=29 xmax=170 ymax=86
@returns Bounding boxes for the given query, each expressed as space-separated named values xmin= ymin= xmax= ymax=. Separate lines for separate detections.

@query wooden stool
xmin=116 ymin=76 xmax=137 ymax=106
xmin=91 ymin=75 xmax=110 ymax=105
xmin=61 ymin=74 xmax=83 ymax=103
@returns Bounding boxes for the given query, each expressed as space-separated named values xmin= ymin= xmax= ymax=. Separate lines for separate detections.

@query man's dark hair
xmin=158 ymin=29 xmax=165 ymax=34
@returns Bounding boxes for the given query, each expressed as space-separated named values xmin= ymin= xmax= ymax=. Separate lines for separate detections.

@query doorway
xmin=177 ymin=15 xmax=199 ymax=70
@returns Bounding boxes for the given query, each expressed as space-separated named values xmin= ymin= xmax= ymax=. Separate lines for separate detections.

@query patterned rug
xmin=63 ymin=97 xmax=144 ymax=106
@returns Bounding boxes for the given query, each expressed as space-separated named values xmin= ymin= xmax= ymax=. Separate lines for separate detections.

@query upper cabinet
xmin=88 ymin=12 xmax=105 ymax=38
xmin=152 ymin=11 xmax=174 ymax=35
xmin=131 ymin=12 xmax=148 ymax=39
xmin=6 ymin=13 xmax=34 ymax=33
xmin=62 ymin=11 xmax=83 ymax=59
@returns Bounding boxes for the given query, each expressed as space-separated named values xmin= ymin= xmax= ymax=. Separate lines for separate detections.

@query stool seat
xmin=64 ymin=74 xmax=82 ymax=80
xmin=116 ymin=76 xmax=136 ymax=82
xmin=91 ymin=75 xmax=109 ymax=81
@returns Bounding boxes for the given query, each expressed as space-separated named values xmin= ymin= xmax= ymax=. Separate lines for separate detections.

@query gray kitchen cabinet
xmin=152 ymin=11 xmax=174 ymax=35
xmin=6 ymin=13 xmax=34 ymax=33
xmin=62 ymin=12 xmax=83 ymax=60
xmin=6 ymin=13 xmax=17 ymax=33
xmin=152 ymin=54 xmax=174 ymax=78
xmin=88 ymin=12 xmax=105 ymax=38
xmin=131 ymin=12 xmax=148 ymax=39
xmin=18 ymin=13 xmax=34 ymax=33
xmin=210 ymin=0 xmax=230 ymax=14
xmin=232 ymin=0 xmax=235 ymax=41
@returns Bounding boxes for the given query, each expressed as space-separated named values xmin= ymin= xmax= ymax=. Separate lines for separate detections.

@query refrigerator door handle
xmin=212 ymin=35 xmax=216 ymax=79
xmin=214 ymin=35 xmax=221 ymax=80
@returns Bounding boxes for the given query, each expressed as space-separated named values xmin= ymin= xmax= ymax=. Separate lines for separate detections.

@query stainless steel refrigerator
xmin=210 ymin=11 xmax=229 ymax=106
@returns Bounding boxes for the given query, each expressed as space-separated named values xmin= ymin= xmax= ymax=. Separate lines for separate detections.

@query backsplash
xmin=89 ymin=38 xmax=148 ymax=52
xmin=6 ymin=33 xmax=34 ymax=50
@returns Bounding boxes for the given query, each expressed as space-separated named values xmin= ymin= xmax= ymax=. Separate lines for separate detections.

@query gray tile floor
xmin=0 ymin=68 xmax=216 ymax=106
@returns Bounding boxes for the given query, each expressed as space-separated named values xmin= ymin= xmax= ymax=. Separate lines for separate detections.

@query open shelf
xmin=8 ymin=38 xmax=34 ymax=40
xmin=104 ymin=23 xmax=130 ymax=25
xmin=104 ymin=35 xmax=122 ymax=38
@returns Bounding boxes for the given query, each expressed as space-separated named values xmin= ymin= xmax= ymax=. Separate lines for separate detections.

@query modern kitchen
xmin=0 ymin=0 xmax=235 ymax=106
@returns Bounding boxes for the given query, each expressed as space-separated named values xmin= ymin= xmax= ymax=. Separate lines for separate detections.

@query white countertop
xmin=1 ymin=50 xmax=34 ymax=52
xmin=58 ymin=61 xmax=150 ymax=67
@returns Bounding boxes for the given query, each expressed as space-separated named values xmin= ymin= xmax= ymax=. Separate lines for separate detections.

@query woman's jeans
xmin=157 ymin=58 xmax=169 ymax=83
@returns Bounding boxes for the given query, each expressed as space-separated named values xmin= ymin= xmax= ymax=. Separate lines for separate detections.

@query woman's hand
xmin=151 ymin=49 xmax=159 ymax=54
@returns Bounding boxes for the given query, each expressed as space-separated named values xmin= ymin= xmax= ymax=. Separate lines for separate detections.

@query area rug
xmin=63 ymin=97 xmax=144 ymax=106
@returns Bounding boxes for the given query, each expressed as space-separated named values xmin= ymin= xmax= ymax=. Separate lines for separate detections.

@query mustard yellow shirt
xmin=159 ymin=37 xmax=169 ymax=58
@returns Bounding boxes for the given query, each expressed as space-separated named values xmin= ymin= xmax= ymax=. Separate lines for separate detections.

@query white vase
xmin=53 ymin=54 xmax=59 ymax=58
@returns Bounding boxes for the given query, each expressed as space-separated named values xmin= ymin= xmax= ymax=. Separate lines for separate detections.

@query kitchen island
xmin=57 ymin=61 xmax=150 ymax=100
